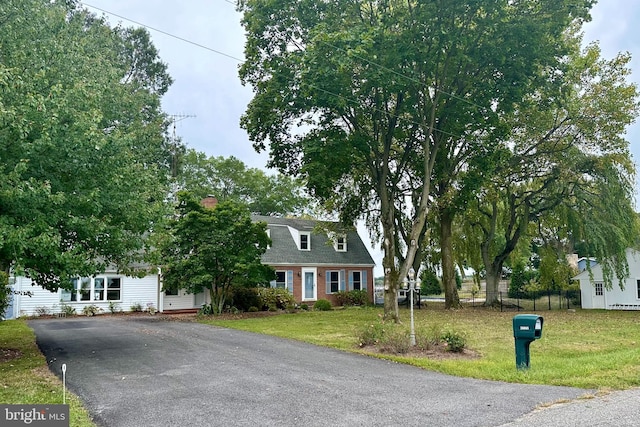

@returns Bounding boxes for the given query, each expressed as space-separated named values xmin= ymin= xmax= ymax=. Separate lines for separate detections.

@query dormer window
xmin=335 ymin=235 xmax=347 ymax=252
xmin=300 ymin=232 xmax=310 ymax=251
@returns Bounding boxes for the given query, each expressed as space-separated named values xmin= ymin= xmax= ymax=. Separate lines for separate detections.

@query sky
xmin=80 ymin=0 xmax=640 ymax=273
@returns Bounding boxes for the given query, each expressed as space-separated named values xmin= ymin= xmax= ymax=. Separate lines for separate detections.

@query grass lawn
xmin=202 ymin=304 xmax=640 ymax=390
xmin=0 ymin=319 xmax=95 ymax=427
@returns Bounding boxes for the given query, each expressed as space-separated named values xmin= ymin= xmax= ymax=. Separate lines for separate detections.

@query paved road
xmin=30 ymin=316 xmax=595 ymax=427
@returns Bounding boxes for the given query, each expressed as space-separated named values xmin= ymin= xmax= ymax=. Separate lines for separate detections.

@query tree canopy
xmin=238 ymin=0 xmax=595 ymax=318
xmin=0 ymin=0 xmax=173 ymax=289
xmin=161 ymin=192 xmax=273 ymax=314
xmin=177 ymin=149 xmax=311 ymax=216
xmin=461 ymin=40 xmax=639 ymax=305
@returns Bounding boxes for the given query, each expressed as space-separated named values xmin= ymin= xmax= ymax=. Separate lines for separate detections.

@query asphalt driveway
xmin=30 ymin=316 xmax=590 ymax=427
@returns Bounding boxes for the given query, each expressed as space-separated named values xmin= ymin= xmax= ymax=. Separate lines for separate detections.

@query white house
xmin=575 ymin=248 xmax=640 ymax=310
xmin=5 ymin=270 xmax=163 ymax=318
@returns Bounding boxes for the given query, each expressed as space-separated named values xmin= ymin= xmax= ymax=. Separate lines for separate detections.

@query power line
xmin=79 ymin=1 xmax=476 ymax=141
xmin=81 ymin=2 xmax=244 ymax=63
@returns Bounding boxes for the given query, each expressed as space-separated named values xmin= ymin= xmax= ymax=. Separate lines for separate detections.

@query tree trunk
xmin=484 ymin=264 xmax=501 ymax=306
xmin=440 ymin=209 xmax=461 ymax=309
xmin=382 ymin=236 xmax=399 ymax=322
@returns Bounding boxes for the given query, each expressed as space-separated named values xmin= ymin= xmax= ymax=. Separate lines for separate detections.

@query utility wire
xmin=81 ymin=2 xmax=244 ymax=63
xmin=221 ymin=0 xmax=489 ymax=113
xmin=80 ymin=1 xmax=478 ymax=140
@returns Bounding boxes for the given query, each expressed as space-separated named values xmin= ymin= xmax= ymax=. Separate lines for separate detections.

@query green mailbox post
xmin=513 ymin=314 xmax=543 ymax=370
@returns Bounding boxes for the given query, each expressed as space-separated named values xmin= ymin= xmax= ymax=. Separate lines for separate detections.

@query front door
xmin=302 ymin=268 xmax=317 ymax=301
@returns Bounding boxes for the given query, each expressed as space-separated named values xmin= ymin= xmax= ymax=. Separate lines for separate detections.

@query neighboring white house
xmin=575 ymin=248 xmax=640 ymax=310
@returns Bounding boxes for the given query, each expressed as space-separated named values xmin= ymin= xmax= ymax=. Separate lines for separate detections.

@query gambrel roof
xmin=252 ymin=215 xmax=375 ymax=267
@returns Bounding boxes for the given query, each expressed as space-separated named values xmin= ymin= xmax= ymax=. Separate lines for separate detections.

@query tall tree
xmin=161 ymin=192 xmax=273 ymax=315
xmin=464 ymin=41 xmax=639 ymax=305
xmin=0 ymin=0 xmax=173 ymax=289
xmin=177 ymin=149 xmax=310 ymax=216
xmin=238 ymin=0 xmax=593 ymax=318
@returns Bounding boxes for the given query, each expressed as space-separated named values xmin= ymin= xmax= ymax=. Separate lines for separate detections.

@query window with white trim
xmin=335 ymin=235 xmax=347 ymax=252
xmin=328 ymin=271 xmax=340 ymax=293
xmin=275 ymin=271 xmax=287 ymax=289
xmin=594 ymin=282 xmax=603 ymax=296
xmin=636 ymin=279 xmax=640 ymax=299
xmin=61 ymin=277 xmax=122 ymax=302
xmin=300 ymin=232 xmax=310 ymax=250
xmin=351 ymin=271 xmax=362 ymax=290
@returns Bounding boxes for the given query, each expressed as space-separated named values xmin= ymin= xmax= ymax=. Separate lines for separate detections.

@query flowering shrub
xmin=256 ymin=287 xmax=295 ymax=311
xmin=335 ymin=290 xmax=369 ymax=306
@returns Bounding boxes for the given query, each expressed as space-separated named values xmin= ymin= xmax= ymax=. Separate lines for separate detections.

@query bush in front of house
xmin=335 ymin=290 xmax=369 ymax=306
xmin=256 ymin=287 xmax=296 ymax=311
xmin=0 ymin=272 xmax=10 ymax=320
xmin=231 ymin=285 xmax=262 ymax=312
xmin=313 ymin=299 xmax=332 ymax=311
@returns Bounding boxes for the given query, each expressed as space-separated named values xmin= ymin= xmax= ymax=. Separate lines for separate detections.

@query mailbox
xmin=512 ymin=314 xmax=543 ymax=370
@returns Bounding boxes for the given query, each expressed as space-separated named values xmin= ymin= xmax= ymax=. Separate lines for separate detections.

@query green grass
xmin=202 ymin=305 xmax=640 ymax=390
xmin=0 ymin=320 xmax=95 ymax=427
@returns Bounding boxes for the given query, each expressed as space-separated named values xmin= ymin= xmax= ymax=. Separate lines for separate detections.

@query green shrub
xmin=108 ymin=301 xmax=121 ymax=314
xmin=300 ymin=303 xmax=309 ymax=311
xmin=420 ymin=269 xmax=442 ymax=296
xmin=313 ymin=299 xmax=332 ymax=311
xmin=256 ymin=287 xmax=295 ymax=311
xmin=230 ymin=285 xmax=261 ymax=312
xmin=0 ymin=272 xmax=10 ymax=320
xmin=35 ymin=306 xmax=51 ymax=317
xmin=441 ymin=330 xmax=466 ymax=353
xmin=59 ymin=302 xmax=76 ymax=316
xmin=248 ymin=306 xmax=259 ymax=312
xmin=379 ymin=328 xmax=410 ymax=354
xmin=198 ymin=304 xmax=214 ymax=316
xmin=335 ymin=290 xmax=369 ymax=306
xmin=415 ymin=324 xmax=442 ymax=351
xmin=130 ymin=303 xmax=143 ymax=312
xmin=356 ymin=322 xmax=386 ymax=347
xmin=82 ymin=305 xmax=101 ymax=316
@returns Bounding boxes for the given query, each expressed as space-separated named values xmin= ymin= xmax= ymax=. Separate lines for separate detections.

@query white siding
xmin=13 ymin=277 xmax=60 ymax=317
xmin=163 ymin=291 xmax=198 ymax=311
xmin=13 ymin=273 xmax=159 ymax=317
xmin=577 ymin=249 xmax=640 ymax=310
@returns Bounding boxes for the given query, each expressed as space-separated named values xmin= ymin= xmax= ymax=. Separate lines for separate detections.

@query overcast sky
xmin=80 ymin=1 xmax=640 ymax=273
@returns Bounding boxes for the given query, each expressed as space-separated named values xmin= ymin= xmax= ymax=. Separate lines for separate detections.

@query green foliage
xmin=130 ymin=303 xmax=143 ymax=312
xmin=58 ymin=302 xmax=76 ymax=317
xmin=0 ymin=0 xmax=173 ymax=288
xmin=238 ymin=0 xmax=594 ymax=318
xmin=34 ymin=306 xmax=51 ymax=317
xmin=178 ymin=150 xmax=311 ymax=216
xmin=248 ymin=306 xmax=260 ymax=313
xmin=313 ymin=299 xmax=332 ymax=311
xmin=441 ymin=330 xmax=466 ymax=353
xmin=255 ymin=287 xmax=295 ymax=311
xmin=81 ymin=305 xmax=101 ymax=316
xmin=420 ymin=269 xmax=442 ymax=296
xmin=508 ymin=260 xmax=539 ymax=298
xmin=300 ymin=303 xmax=309 ymax=311
xmin=0 ymin=272 xmax=10 ymax=319
xmin=334 ymin=290 xmax=369 ymax=306
xmin=356 ymin=322 xmax=386 ymax=347
xmin=198 ymin=304 xmax=214 ymax=316
xmin=161 ymin=192 xmax=274 ymax=315
xmin=230 ymin=285 xmax=262 ymax=312
xmin=108 ymin=301 xmax=121 ymax=314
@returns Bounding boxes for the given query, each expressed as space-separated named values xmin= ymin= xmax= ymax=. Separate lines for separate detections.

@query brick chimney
xmin=201 ymin=196 xmax=218 ymax=209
